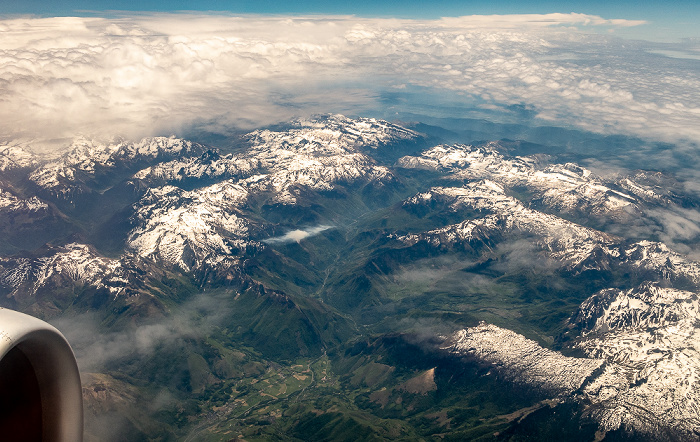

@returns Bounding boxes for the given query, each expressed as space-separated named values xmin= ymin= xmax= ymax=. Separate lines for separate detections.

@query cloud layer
xmin=0 ymin=13 xmax=698 ymax=152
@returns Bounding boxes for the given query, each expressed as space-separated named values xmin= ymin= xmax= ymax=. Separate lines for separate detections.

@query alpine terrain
xmin=1 ymin=114 xmax=698 ymax=441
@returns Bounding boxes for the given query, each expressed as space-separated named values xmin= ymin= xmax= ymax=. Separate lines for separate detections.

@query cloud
xmin=49 ymin=289 xmax=232 ymax=372
xmin=437 ymin=13 xmax=647 ymax=29
xmin=0 ymin=13 xmax=697 ymax=154
xmin=264 ymin=224 xmax=333 ymax=244
xmin=48 ymin=289 xmax=234 ymax=440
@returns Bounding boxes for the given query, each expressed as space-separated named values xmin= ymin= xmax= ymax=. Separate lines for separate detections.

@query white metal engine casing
xmin=0 ymin=308 xmax=83 ymax=441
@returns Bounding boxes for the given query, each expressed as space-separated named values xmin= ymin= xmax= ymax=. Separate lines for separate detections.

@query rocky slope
xmin=445 ymin=281 xmax=700 ymax=439
xmin=127 ymin=182 xmax=256 ymax=273
xmin=0 ymin=243 xmax=161 ymax=318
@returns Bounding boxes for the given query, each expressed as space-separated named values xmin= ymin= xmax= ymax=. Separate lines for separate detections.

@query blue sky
xmin=2 ymin=0 xmax=699 ymax=41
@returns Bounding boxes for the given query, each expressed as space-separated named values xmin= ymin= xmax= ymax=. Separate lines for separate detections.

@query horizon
xmin=2 ymin=11 xmax=699 ymax=152
xmin=1 ymin=0 xmax=699 ymax=41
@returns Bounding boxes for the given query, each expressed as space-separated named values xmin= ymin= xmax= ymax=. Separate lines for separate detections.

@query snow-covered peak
xmin=445 ymin=308 xmax=700 ymax=439
xmin=132 ymin=117 xmax=406 ymax=205
xmin=127 ymin=182 xmax=255 ymax=272
xmin=133 ymin=150 xmax=259 ymax=184
xmin=0 ymin=144 xmax=37 ymax=172
xmin=0 ymin=189 xmax=48 ymax=213
xmin=0 ymin=243 xmax=131 ymax=298
xmin=245 ymin=114 xmax=421 ymax=155
xmin=568 ymin=282 xmax=700 ymax=437
xmin=446 ymin=323 xmax=603 ymax=395
xmin=574 ymin=283 xmax=699 ymax=334
xmin=398 ymin=181 xmax=615 ymax=267
xmin=124 ymin=118 xmax=418 ymax=270
xmin=29 ymin=136 xmax=205 ymax=195
xmin=397 ymin=181 xmax=700 ymax=287
xmin=236 ymin=116 xmax=409 ymax=203
xmin=62 ymin=136 xmax=201 ymax=167
xmin=404 ymin=180 xmax=515 ymax=213
xmin=400 ymin=143 xmax=537 ymax=176
xmin=620 ymin=240 xmax=700 ymax=286
xmin=399 ymin=143 xmax=639 ymax=217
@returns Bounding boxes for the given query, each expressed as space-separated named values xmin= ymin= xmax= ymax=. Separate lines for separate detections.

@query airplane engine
xmin=0 ymin=308 xmax=83 ymax=441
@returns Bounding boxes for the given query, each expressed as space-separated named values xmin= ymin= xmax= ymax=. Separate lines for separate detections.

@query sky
xmin=0 ymin=1 xmax=699 ymax=153
xmin=3 ymin=0 xmax=699 ymax=41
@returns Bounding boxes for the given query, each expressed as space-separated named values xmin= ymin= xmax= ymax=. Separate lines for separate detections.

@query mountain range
xmin=1 ymin=114 xmax=698 ymax=441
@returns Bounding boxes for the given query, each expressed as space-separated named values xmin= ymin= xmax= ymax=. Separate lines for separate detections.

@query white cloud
xmin=437 ymin=13 xmax=647 ymax=29
xmin=1 ymin=13 xmax=698 ymax=153
xmin=264 ymin=225 xmax=333 ymax=244
xmin=49 ymin=289 xmax=235 ymax=372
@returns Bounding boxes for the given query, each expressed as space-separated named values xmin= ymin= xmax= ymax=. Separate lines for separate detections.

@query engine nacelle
xmin=0 ymin=308 xmax=83 ymax=441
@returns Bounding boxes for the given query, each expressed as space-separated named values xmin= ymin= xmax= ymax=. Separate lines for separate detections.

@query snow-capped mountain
xmin=133 ymin=150 xmax=259 ymax=185
xmin=445 ymin=323 xmax=604 ymax=395
xmin=1 ymin=115 xmax=425 ymax=290
xmin=238 ymin=114 xmax=418 ymax=203
xmin=1 ymin=115 xmax=699 ymax=440
xmin=125 ymin=116 xmax=422 ymax=273
xmin=245 ymin=114 xmax=421 ymax=153
xmin=0 ymin=144 xmax=37 ymax=172
xmin=389 ymin=139 xmax=700 ymax=438
xmin=397 ymin=180 xmax=616 ymax=268
xmin=617 ymin=240 xmax=700 ymax=287
xmin=133 ymin=115 xmax=416 ymax=204
xmin=445 ymin=305 xmax=700 ymax=439
xmin=29 ymin=136 xmax=206 ymax=199
xmin=398 ymin=143 xmax=667 ymax=219
xmin=617 ymin=170 xmax=686 ymax=204
xmin=445 ymin=280 xmax=700 ymax=439
xmin=0 ymin=243 xmax=143 ymax=308
xmin=127 ymin=182 xmax=255 ymax=273
xmin=571 ymin=283 xmax=700 ymax=436
xmin=0 ymin=189 xmax=48 ymax=214
xmin=397 ymin=179 xmax=700 ymax=288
